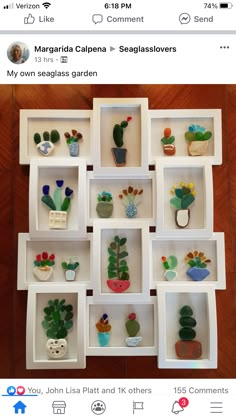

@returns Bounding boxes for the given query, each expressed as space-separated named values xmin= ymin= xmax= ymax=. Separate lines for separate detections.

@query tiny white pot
xmin=126 ymin=336 xmax=142 ymax=347
xmin=188 ymin=140 xmax=209 ymax=156
xmin=65 ymin=270 xmax=76 ymax=281
xmin=46 ymin=338 xmax=67 ymax=359
xmin=36 ymin=141 xmax=54 ymax=156
xmin=33 ymin=266 xmax=53 ymax=281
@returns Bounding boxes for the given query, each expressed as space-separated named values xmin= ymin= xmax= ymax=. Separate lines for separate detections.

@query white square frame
xmin=26 ymin=283 xmax=86 ymax=369
xmin=92 ymin=220 xmax=150 ymax=303
xmin=93 ymin=98 xmax=149 ymax=177
xmin=156 ymin=159 xmax=213 ymax=237
xmin=86 ymin=297 xmax=157 ymax=356
xmin=149 ymin=109 xmax=222 ymax=164
xmin=150 ymin=232 xmax=226 ymax=290
xmin=157 ymin=284 xmax=217 ymax=369
xmin=29 ymin=158 xmax=87 ymax=239
xmin=87 ymin=171 xmax=156 ymax=225
xmin=17 ymin=233 xmax=92 ymax=290
xmin=20 ymin=109 xmax=92 ymax=164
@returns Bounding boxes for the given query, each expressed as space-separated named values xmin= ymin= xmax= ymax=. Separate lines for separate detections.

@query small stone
xmin=187 ymin=267 xmax=210 ymax=281
xmin=179 ymin=316 xmax=197 ymax=328
xmin=180 ymin=306 xmax=193 ymax=316
xmin=112 ymin=147 xmax=127 ymax=167
xmin=175 ymin=340 xmax=202 ymax=359
xmin=188 ymin=140 xmax=209 ymax=156
xmin=46 ymin=338 xmax=67 ymax=359
xmin=179 ymin=327 xmax=196 ymax=341
xmin=175 ymin=209 xmax=190 ymax=228
xmin=96 ymin=202 xmax=113 ymax=218
xmin=36 ymin=141 xmax=54 ymax=156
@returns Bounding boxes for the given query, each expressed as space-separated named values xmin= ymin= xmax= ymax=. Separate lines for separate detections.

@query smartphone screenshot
xmin=0 ymin=1 xmax=235 ymax=419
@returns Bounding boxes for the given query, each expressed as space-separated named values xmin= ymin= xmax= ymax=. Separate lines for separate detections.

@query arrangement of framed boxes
xmin=18 ymin=98 xmax=225 ymax=370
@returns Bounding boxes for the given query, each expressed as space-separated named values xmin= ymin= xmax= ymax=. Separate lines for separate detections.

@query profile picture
xmin=7 ymin=42 xmax=30 ymax=64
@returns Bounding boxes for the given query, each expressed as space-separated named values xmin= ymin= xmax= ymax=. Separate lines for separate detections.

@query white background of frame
xmin=93 ymin=98 xmax=149 ymax=177
xmin=92 ymin=220 xmax=150 ymax=303
xmin=149 ymin=109 xmax=222 ymax=164
xmin=87 ymin=171 xmax=156 ymax=225
xmin=20 ymin=109 xmax=92 ymax=164
xmin=29 ymin=158 xmax=87 ymax=239
xmin=150 ymin=232 xmax=226 ymax=289
xmin=156 ymin=160 xmax=213 ymax=237
xmin=86 ymin=297 xmax=157 ymax=356
xmin=157 ymin=284 xmax=217 ymax=369
xmin=26 ymin=284 xmax=86 ymax=369
xmin=17 ymin=233 xmax=92 ymax=290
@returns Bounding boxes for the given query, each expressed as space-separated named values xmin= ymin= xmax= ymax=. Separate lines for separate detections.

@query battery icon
xmin=219 ymin=2 xmax=233 ymax=8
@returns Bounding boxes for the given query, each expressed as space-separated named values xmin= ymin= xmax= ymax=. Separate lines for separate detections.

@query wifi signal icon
xmin=42 ymin=2 xmax=51 ymax=8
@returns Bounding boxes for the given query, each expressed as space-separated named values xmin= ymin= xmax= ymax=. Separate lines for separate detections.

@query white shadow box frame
xmin=92 ymin=220 xmax=150 ymax=303
xmin=87 ymin=171 xmax=156 ymax=225
xmin=156 ymin=160 xmax=213 ymax=237
xmin=149 ymin=109 xmax=222 ymax=164
xmin=86 ymin=297 xmax=157 ymax=356
xmin=17 ymin=233 xmax=92 ymax=290
xmin=26 ymin=284 xmax=86 ymax=369
xmin=92 ymin=98 xmax=149 ymax=177
xmin=150 ymin=232 xmax=225 ymax=290
xmin=157 ymin=284 xmax=217 ymax=369
xmin=29 ymin=158 xmax=87 ymax=239
xmin=20 ymin=109 xmax=92 ymax=165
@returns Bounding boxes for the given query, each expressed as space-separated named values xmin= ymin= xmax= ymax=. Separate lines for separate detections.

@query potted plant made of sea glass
xmin=41 ymin=180 xmax=73 ymax=229
xmin=96 ymin=313 xmax=111 ymax=347
xmin=34 ymin=130 xmax=60 ymax=156
xmin=185 ymin=124 xmax=212 ymax=156
xmin=118 ymin=186 xmax=143 ymax=218
xmin=112 ymin=116 xmax=132 ymax=166
xmin=170 ymin=182 xmax=196 ymax=228
xmin=96 ymin=191 xmax=113 ymax=218
xmin=42 ymin=298 xmax=73 ymax=359
xmin=64 ymin=129 xmax=83 ymax=157
xmin=185 ymin=250 xmax=211 ymax=281
xmin=125 ymin=313 xmax=142 ymax=347
xmin=175 ymin=305 xmax=202 ymax=359
xmin=161 ymin=127 xmax=176 ymax=156
xmin=61 ymin=257 xmax=80 ymax=281
xmin=107 ymin=235 xmax=130 ymax=293
xmin=33 ymin=251 xmax=55 ymax=281
xmin=161 ymin=255 xmax=178 ymax=281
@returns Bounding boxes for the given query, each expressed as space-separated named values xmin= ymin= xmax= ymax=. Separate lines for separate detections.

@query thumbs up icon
xmin=24 ymin=14 xmax=35 ymax=24
xmin=171 ymin=401 xmax=184 ymax=414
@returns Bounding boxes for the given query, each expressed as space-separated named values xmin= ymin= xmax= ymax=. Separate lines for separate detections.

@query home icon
xmin=52 ymin=401 xmax=66 ymax=414
xmin=13 ymin=400 xmax=27 ymax=414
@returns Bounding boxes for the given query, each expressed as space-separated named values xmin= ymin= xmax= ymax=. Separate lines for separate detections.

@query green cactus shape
xmin=42 ymin=298 xmax=73 ymax=339
xmin=113 ymin=116 xmax=132 ymax=148
xmin=126 ymin=313 xmax=140 ymax=337
xmin=34 ymin=130 xmax=60 ymax=145
xmin=107 ymin=236 xmax=129 ymax=280
xmin=178 ymin=305 xmax=197 ymax=341
xmin=170 ymin=182 xmax=196 ymax=210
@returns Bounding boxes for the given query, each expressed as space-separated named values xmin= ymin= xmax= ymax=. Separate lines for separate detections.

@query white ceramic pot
xmin=33 ymin=266 xmax=53 ymax=281
xmin=46 ymin=338 xmax=67 ymax=359
xmin=49 ymin=210 xmax=67 ymax=229
xmin=125 ymin=336 xmax=142 ymax=347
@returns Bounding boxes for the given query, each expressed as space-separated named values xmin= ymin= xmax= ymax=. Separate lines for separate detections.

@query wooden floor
xmin=0 ymin=84 xmax=235 ymax=379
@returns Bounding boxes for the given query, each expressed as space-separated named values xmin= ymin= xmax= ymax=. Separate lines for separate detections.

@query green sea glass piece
xmin=180 ymin=305 xmax=193 ymax=317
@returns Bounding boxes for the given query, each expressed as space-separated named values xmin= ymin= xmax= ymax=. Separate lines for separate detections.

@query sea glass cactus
xmin=61 ymin=257 xmax=80 ymax=281
xmin=161 ymin=255 xmax=178 ymax=281
xmin=118 ymin=186 xmax=143 ymax=218
xmin=185 ymin=124 xmax=212 ymax=156
xmin=112 ymin=116 xmax=132 ymax=166
xmin=161 ymin=127 xmax=176 ymax=156
xmin=175 ymin=305 xmax=202 ymax=359
xmin=185 ymin=250 xmax=211 ymax=281
xmin=41 ymin=180 xmax=73 ymax=229
xmin=170 ymin=182 xmax=196 ymax=228
xmin=107 ymin=235 xmax=130 ymax=293
xmin=96 ymin=313 xmax=111 ymax=347
xmin=64 ymin=129 xmax=83 ymax=157
xmin=42 ymin=298 xmax=73 ymax=359
xmin=96 ymin=191 xmax=113 ymax=218
xmin=34 ymin=129 xmax=60 ymax=156
xmin=33 ymin=251 xmax=55 ymax=281
xmin=125 ymin=313 xmax=142 ymax=347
